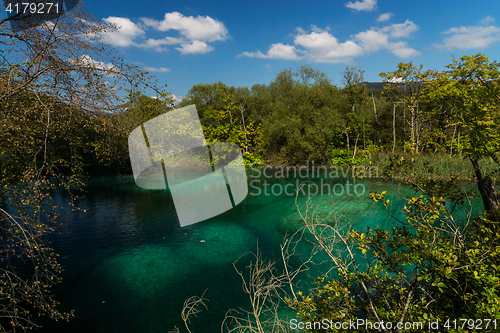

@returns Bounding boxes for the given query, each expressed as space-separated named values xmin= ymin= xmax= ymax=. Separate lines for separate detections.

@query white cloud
xmin=377 ymin=13 xmax=393 ymax=22
xmin=266 ymin=43 xmax=301 ymax=59
xmin=176 ymin=40 xmax=214 ymax=54
xmin=140 ymin=12 xmax=228 ymax=42
xmin=135 ymin=37 xmax=185 ymax=52
xmin=310 ymin=25 xmax=330 ymax=33
xmin=480 ymin=15 xmax=495 ymax=26
xmin=356 ymin=29 xmax=389 ymax=52
xmin=436 ymin=25 xmax=500 ymax=50
xmin=355 ymin=26 xmax=420 ymax=58
xmin=295 ymin=27 xmax=307 ymax=35
xmin=388 ymin=76 xmax=404 ymax=83
xmin=294 ymin=31 xmax=364 ymax=63
xmin=73 ymin=55 xmax=116 ymax=71
xmin=345 ymin=0 xmax=377 ymax=12
xmin=144 ymin=66 xmax=171 ymax=72
xmin=101 ymin=12 xmax=228 ymax=55
xmin=143 ymin=37 xmax=183 ymax=47
xmin=171 ymin=95 xmax=183 ymax=102
xmin=102 ymin=17 xmax=145 ymax=47
xmin=382 ymin=19 xmax=419 ymax=38
xmin=387 ymin=41 xmax=421 ymax=58
xmin=265 ymin=64 xmax=271 ymax=68
xmin=239 ymin=22 xmax=420 ymax=63
xmin=239 ymin=43 xmax=302 ymax=60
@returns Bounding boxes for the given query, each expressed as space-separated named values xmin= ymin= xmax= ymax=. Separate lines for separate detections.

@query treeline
xmin=177 ymin=56 xmax=500 ymax=170
xmin=174 ymin=54 xmax=499 ymax=222
xmin=2 ymin=54 xmax=499 ymax=181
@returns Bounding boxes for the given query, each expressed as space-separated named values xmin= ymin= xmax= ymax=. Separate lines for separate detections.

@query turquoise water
xmin=34 ymin=171 xmax=481 ymax=332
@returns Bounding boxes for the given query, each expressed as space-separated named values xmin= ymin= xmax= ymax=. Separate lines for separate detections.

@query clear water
xmin=32 ymin=171 xmax=481 ymax=332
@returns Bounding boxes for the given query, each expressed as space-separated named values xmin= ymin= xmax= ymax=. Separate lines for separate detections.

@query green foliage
xmin=288 ymin=157 xmax=500 ymax=332
xmin=4 ymin=47 xmax=500 ymax=332
xmin=331 ymin=143 xmax=380 ymax=167
xmin=121 ymin=90 xmax=174 ymax=125
xmin=262 ymin=66 xmax=343 ymax=165
xmin=370 ymin=153 xmax=499 ymax=182
xmin=380 ymin=62 xmax=425 ymax=154
xmin=200 ymin=85 xmax=264 ymax=166
xmin=0 ymin=4 xmax=171 ymax=330
xmin=330 ymin=149 xmax=366 ymax=166
xmin=421 ymin=53 xmax=500 ymax=161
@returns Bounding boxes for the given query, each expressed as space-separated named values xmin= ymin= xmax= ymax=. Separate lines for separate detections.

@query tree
xmin=341 ymin=66 xmax=366 ymax=154
xmin=121 ymin=90 xmax=174 ymax=126
xmin=421 ymin=53 xmax=500 ymax=222
xmin=201 ymin=85 xmax=263 ymax=166
xmin=248 ymin=83 xmax=272 ymax=123
xmin=177 ymin=81 xmax=232 ymax=122
xmin=263 ymin=66 xmax=342 ymax=165
xmin=378 ymin=78 xmax=403 ymax=153
xmin=380 ymin=62 xmax=425 ymax=153
xmin=0 ymin=2 xmax=169 ymax=331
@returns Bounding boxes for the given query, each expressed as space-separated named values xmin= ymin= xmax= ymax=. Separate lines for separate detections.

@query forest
xmin=1 ymin=3 xmax=500 ymax=331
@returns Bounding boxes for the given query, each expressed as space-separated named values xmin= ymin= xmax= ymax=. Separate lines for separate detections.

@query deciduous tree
xmin=0 ymin=2 xmax=169 ymax=331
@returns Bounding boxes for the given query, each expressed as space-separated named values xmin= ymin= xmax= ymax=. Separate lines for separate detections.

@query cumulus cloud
xmin=140 ymin=12 xmax=228 ymax=42
xmin=137 ymin=37 xmax=184 ymax=52
xmin=176 ymin=40 xmax=214 ymax=54
xmin=387 ymin=41 xmax=420 ymax=58
xmin=294 ymin=31 xmax=364 ymax=63
xmin=480 ymin=15 xmax=495 ymax=26
xmin=102 ymin=17 xmax=145 ymax=47
xmin=435 ymin=24 xmax=500 ymax=50
xmin=101 ymin=12 xmax=228 ymax=54
xmin=239 ymin=43 xmax=302 ymax=60
xmin=382 ymin=19 xmax=419 ymax=38
xmin=345 ymin=0 xmax=377 ymax=12
xmin=377 ymin=13 xmax=393 ymax=22
xmin=238 ymin=21 xmax=420 ymax=63
xmin=356 ymin=26 xmax=420 ymax=58
xmin=355 ymin=29 xmax=389 ymax=52
xmin=144 ymin=66 xmax=171 ymax=72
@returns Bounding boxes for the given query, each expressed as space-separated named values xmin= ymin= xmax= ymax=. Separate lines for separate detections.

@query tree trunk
xmin=362 ymin=115 xmax=366 ymax=156
xmin=410 ymin=105 xmax=415 ymax=153
xmin=470 ymin=156 xmax=500 ymax=222
xmin=240 ymin=100 xmax=248 ymax=152
xmin=414 ymin=100 xmax=420 ymax=153
xmin=392 ymin=103 xmax=397 ymax=153
xmin=458 ymin=131 xmax=462 ymax=156
xmin=352 ymin=134 xmax=360 ymax=160
xmin=403 ymin=104 xmax=407 ymax=153
xmin=450 ymin=125 xmax=456 ymax=156
xmin=403 ymin=83 xmax=407 ymax=153
xmin=372 ymin=94 xmax=382 ymax=147
xmin=344 ymin=131 xmax=350 ymax=152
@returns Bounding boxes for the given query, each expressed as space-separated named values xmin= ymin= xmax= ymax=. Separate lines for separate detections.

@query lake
xmin=33 ymin=169 xmax=481 ymax=332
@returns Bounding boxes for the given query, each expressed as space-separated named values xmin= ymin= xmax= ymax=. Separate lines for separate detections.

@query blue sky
xmin=81 ymin=0 xmax=500 ymax=101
